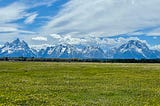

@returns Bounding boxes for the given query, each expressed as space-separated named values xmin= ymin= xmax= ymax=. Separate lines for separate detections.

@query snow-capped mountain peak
xmin=114 ymin=40 xmax=159 ymax=59
xmin=82 ymin=46 xmax=106 ymax=58
xmin=0 ymin=38 xmax=160 ymax=59
xmin=39 ymin=44 xmax=82 ymax=58
xmin=119 ymin=40 xmax=149 ymax=53
xmin=0 ymin=39 xmax=35 ymax=57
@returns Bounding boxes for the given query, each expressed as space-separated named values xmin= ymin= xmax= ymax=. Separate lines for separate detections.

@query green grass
xmin=0 ymin=62 xmax=160 ymax=105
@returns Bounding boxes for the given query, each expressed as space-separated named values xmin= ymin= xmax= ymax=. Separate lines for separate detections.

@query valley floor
xmin=0 ymin=62 xmax=160 ymax=105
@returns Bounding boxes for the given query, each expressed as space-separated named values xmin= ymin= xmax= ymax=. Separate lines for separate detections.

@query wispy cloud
xmin=0 ymin=2 xmax=32 ymax=35
xmin=146 ymin=28 xmax=160 ymax=36
xmin=24 ymin=13 xmax=38 ymax=24
xmin=21 ymin=0 xmax=57 ymax=8
xmin=0 ymin=26 xmax=18 ymax=33
xmin=0 ymin=2 xmax=26 ymax=23
xmin=48 ymin=33 xmax=145 ymax=49
xmin=42 ymin=0 xmax=160 ymax=37
xmin=0 ymin=0 xmax=159 ymax=47
xmin=0 ymin=0 xmax=60 ymax=44
xmin=0 ymin=1 xmax=43 ymax=39
xmin=32 ymin=36 xmax=48 ymax=41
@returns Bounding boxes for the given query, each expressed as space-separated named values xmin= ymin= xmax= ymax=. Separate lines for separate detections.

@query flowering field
xmin=0 ymin=62 xmax=160 ymax=105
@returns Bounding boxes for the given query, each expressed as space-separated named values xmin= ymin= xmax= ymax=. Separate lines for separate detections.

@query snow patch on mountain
xmin=0 ymin=38 xmax=160 ymax=59
xmin=114 ymin=40 xmax=159 ymax=59
xmin=151 ymin=45 xmax=160 ymax=51
xmin=0 ymin=38 xmax=35 ymax=57
xmin=82 ymin=46 xmax=106 ymax=59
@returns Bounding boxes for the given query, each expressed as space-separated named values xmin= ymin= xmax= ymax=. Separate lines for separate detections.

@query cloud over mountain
xmin=0 ymin=0 xmax=160 ymax=48
xmin=0 ymin=38 xmax=160 ymax=59
xmin=42 ymin=0 xmax=160 ymax=37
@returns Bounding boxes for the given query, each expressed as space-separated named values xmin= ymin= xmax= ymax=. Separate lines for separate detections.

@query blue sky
xmin=0 ymin=0 xmax=160 ymax=49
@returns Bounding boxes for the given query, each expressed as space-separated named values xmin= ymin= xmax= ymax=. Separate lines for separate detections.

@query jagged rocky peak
xmin=4 ymin=42 xmax=10 ymax=46
xmin=117 ymin=40 xmax=149 ymax=53
xmin=114 ymin=40 xmax=159 ymax=59
xmin=82 ymin=46 xmax=106 ymax=58
xmin=2 ymin=38 xmax=28 ymax=48
xmin=39 ymin=43 xmax=82 ymax=58
xmin=0 ymin=38 xmax=160 ymax=59
xmin=125 ymin=40 xmax=149 ymax=49
xmin=83 ymin=46 xmax=104 ymax=52
xmin=11 ymin=38 xmax=28 ymax=47
xmin=0 ymin=38 xmax=35 ymax=57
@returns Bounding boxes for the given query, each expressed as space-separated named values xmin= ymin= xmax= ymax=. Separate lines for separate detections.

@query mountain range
xmin=0 ymin=38 xmax=160 ymax=59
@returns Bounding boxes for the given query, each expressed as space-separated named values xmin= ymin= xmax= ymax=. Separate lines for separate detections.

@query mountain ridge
xmin=0 ymin=38 xmax=160 ymax=59
xmin=114 ymin=40 xmax=159 ymax=59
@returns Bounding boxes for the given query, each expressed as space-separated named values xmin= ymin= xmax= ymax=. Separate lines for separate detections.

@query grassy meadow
xmin=0 ymin=62 xmax=160 ymax=105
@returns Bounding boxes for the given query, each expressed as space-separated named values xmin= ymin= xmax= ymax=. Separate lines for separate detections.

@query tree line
xmin=0 ymin=57 xmax=160 ymax=63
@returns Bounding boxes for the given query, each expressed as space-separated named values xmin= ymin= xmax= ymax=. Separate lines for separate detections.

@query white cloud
xmin=0 ymin=26 xmax=18 ymax=33
xmin=50 ymin=34 xmax=62 ymax=39
xmin=151 ymin=45 xmax=160 ymax=50
xmin=147 ymin=33 xmax=160 ymax=36
xmin=128 ymin=27 xmax=160 ymax=36
xmin=0 ymin=2 xmax=35 ymax=36
xmin=0 ymin=2 xmax=26 ymax=23
xmin=146 ymin=28 xmax=160 ymax=36
xmin=48 ymin=33 xmax=147 ymax=49
xmin=18 ymin=30 xmax=36 ymax=34
xmin=0 ymin=2 xmax=41 ymax=43
xmin=24 ymin=13 xmax=38 ymax=24
xmin=0 ymin=0 xmax=159 ymax=47
xmin=30 ymin=44 xmax=53 ymax=50
xmin=21 ymin=0 xmax=57 ymax=7
xmin=0 ymin=26 xmax=36 ymax=35
xmin=42 ymin=0 xmax=160 ymax=37
xmin=32 ymin=36 xmax=48 ymax=41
